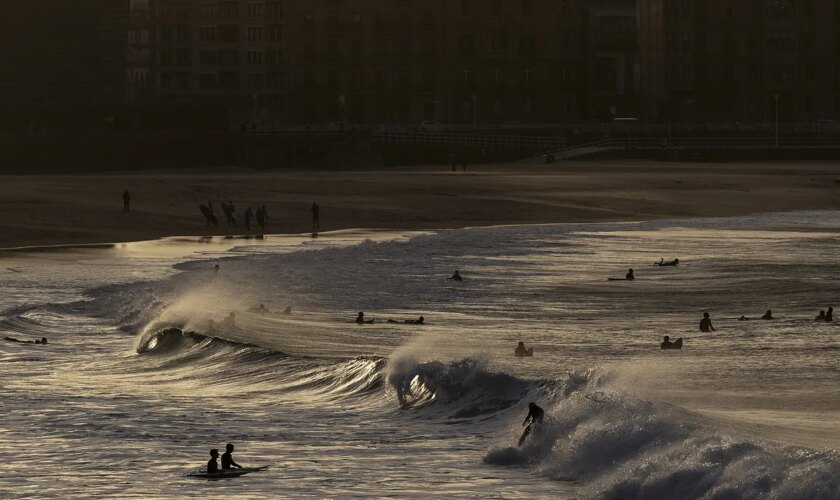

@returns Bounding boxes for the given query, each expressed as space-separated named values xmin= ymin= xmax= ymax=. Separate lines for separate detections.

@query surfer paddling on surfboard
xmin=607 ymin=268 xmax=635 ymax=281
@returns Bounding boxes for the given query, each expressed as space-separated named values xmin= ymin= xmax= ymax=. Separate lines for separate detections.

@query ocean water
xmin=1 ymin=213 xmax=839 ymax=499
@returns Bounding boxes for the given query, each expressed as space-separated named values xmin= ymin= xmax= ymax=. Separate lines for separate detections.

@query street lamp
xmin=774 ymin=94 xmax=780 ymax=147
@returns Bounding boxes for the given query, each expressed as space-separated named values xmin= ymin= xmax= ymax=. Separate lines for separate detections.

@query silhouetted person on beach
xmin=244 ymin=207 xmax=254 ymax=231
xmin=200 ymin=203 xmax=218 ymax=227
xmin=356 ymin=312 xmax=374 ymax=324
xmin=626 ymin=269 xmax=635 ymax=280
xmin=122 ymin=190 xmax=131 ymax=212
xmin=214 ymin=264 xmax=220 ymax=273
xmin=826 ymin=307 xmax=834 ymax=322
xmin=760 ymin=310 xmax=774 ymax=320
xmin=222 ymin=201 xmax=236 ymax=226
xmin=448 ymin=270 xmax=463 ymax=281
xmin=816 ymin=311 xmax=826 ymax=321
xmin=661 ymin=336 xmax=683 ymax=349
xmin=518 ymin=402 xmax=545 ymax=447
xmin=256 ymin=205 xmax=267 ymax=231
xmin=700 ymin=312 xmax=716 ymax=332
xmin=312 ymin=202 xmax=320 ymax=230
xmin=221 ymin=443 xmax=242 ymax=470
xmin=206 ymin=449 xmax=220 ymax=474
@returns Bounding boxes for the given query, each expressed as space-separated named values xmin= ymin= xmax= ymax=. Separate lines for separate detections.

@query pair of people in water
xmin=514 ymin=342 xmax=534 ymax=357
xmin=816 ymin=307 xmax=834 ymax=322
xmin=206 ymin=443 xmax=243 ymax=474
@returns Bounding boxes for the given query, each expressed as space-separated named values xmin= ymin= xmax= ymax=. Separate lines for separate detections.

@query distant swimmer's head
xmin=663 ymin=336 xmax=670 ymax=341
xmin=226 ymin=443 xmax=234 ymax=452
xmin=528 ymin=402 xmax=538 ymax=410
xmin=418 ymin=316 xmax=425 ymax=324
xmin=358 ymin=312 xmax=364 ymax=317
xmin=229 ymin=312 xmax=236 ymax=318
xmin=40 ymin=337 xmax=47 ymax=344
xmin=518 ymin=342 xmax=525 ymax=347
xmin=214 ymin=265 xmax=220 ymax=272
xmin=674 ymin=258 xmax=680 ymax=263
xmin=703 ymin=312 xmax=710 ymax=318
xmin=210 ymin=449 xmax=219 ymax=458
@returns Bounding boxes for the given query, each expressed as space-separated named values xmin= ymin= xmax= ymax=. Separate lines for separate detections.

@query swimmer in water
xmin=700 ymin=312 xmax=716 ymax=332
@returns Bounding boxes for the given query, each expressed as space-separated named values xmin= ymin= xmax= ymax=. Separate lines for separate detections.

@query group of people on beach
xmin=198 ymin=201 xmax=270 ymax=232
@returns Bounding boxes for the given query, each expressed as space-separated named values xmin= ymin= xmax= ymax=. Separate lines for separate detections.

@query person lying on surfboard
xmin=656 ymin=258 xmax=680 ymax=267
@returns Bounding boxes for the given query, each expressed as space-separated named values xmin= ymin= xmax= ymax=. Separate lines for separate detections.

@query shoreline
xmin=1 ymin=161 xmax=839 ymax=249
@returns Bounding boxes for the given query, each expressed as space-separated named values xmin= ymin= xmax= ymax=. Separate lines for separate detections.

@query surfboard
xmin=607 ymin=278 xmax=628 ymax=281
xmin=186 ymin=466 xmax=269 ymax=479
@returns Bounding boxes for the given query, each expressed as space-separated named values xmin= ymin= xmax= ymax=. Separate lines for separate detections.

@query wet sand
xmin=1 ymin=160 xmax=839 ymax=248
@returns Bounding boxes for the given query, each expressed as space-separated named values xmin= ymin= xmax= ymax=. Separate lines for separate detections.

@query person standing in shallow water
xmin=700 ymin=312 xmax=716 ymax=332
xmin=244 ymin=207 xmax=254 ymax=231
xmin=122 ymin=189 xmax=131 ymax=212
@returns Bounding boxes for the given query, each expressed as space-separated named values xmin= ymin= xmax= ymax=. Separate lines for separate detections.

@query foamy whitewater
xmin=1 ymin=213 xmax=839 ymax=499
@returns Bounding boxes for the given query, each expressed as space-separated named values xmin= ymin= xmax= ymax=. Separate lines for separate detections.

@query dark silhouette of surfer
xmin=515 ymin=342 xmax=534 ymax=357
xmin=221 ymin=443 xmax=242 ymax=469
xmin=355 ymin=312 xmax=374 ymax=324
xmin=518 ymin=402 xmax=545 ymax=446
xmin=206 ymin=449 xmax=220 ymax=474
xmin=826 ymin=307 xmax=834 ymax=322
xmin=700 ymin=312 xmax=716 ymax=332
xmin=760 ymin=310 xmax=774 ymax=320
xmin=816 ymin=310 xmax=826 ymax=321
xmin=244 ymin=207 xmax=254 ymax=231
xmin=656 ymin=258 xmax=679 ymax=266
xmin=4 ymin=336 xmax=47 ymax=344
xmin=448 ymin=270 xmax=463 ymax=281
xmin=199 ymin=203 xmax=218 ymax=226
xmin=608 ymin=269 xmax=634 ymax=281
xmin=222 ymin=201 xmax=236 ymax=226
xmin=122 ymin=189 xmax=131 ymax=212
xmin=387 ymin=316 xmax=425 ymax=325
xmin=661 ymin=336 xmax=683 ymax=349
xmin=256 ymin=205 xmax=267 ymax=231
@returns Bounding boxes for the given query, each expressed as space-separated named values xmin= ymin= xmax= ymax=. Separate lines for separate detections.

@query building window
xmin=266 ymin=25 xmax=283 ymax=41
xmin=218 ymin=49 xmax=240 ymax=66
xmin=199 ymin=26 xmax=218 ymax=42
xmin=247 ymin=3 xmax=263 ymax=17
xmin=247 ymin=51 xmax=263 ymax=65
xmin=246 ymin=27 xmax=263 ymax=41
xmin=199 ymin=49 xmax=217 ymax=64
xmin=219 ymin=25 xmax=239 ymax=42
xmin=220 ymin=1 xmax=238 ymax=19
xmin=199 ymin=73 xmax=218 ymax=89
xmin=199 ymin=3 xmax=218 ymax=18
xmin=266 ymin=49 xmax=285 ymax=65
xmin=267 ymin=2 xmax=283 ymax=19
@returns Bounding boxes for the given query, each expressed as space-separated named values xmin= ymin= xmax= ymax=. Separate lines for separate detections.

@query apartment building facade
xmin=638 ymin=0 xmax=836 ymax=123
xmin=150 ymin=0 xmax=639 ymax=124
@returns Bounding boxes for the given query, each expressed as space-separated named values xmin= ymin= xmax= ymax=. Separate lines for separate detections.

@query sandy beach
xmin=1 ymin=160 xmax=839 ymax=249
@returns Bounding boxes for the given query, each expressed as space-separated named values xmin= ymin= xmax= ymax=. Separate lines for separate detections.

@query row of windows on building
xmin=662 ymin=30 xmax=821 ymax=54
xmin=158 ymin=67 xmax=572 ymax=92
xmin=163 ymin=2 xmax=284 ymax=20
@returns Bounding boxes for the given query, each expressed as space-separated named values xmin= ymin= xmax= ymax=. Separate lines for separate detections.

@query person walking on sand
xmin=311 ymin=202 xmax=320 ymax=230
xmin=122 ymin=189 xmax=131 ymax=212
xmin=256 ymin=205 xmax=267 ymax=231
xmin=244 ymin=207 xmax=254 ymax=232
